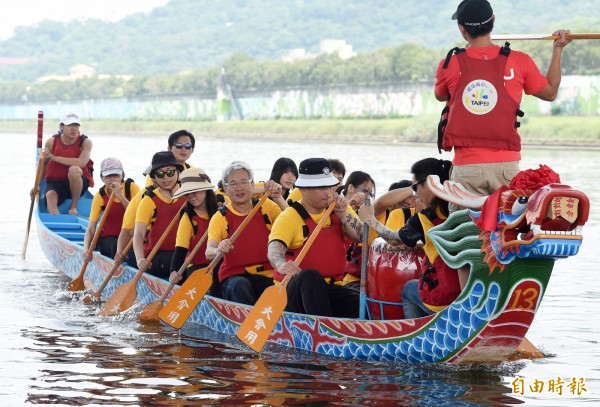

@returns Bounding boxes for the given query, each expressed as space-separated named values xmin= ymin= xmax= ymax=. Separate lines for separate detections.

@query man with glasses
xmin=205 ymin=161 xmax=285 ymax=305
xmin=133 ymin=151 xmax=184 ymax=279
xmin=268 ymin=158 xmax=365 ymax=318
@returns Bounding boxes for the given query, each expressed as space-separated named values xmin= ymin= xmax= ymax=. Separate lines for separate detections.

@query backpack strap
xmin=442 ymin=47 xmax=465 ymax=69
xmin=290 ymin=201 xmax=311 ymax=238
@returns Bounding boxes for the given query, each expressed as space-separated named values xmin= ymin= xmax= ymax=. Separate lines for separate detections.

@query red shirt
xmin=435 ymin=45 xmax=548 ymax=165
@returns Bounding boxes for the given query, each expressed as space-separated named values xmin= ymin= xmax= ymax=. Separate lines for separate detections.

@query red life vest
xmin=273 ymin=202 xmax=346 ymax=283
xmin=184 ymin=205 xmax=211 ymax=267
xmin=143 ymin=190 xmax=184 ymax=257
xmin=417 ymin=213 xmax=461 ymax=307
xmin=440 ymin=45 xmax=522 ymax=153
xmin=217 ymin=201 xmax=273 ymax=283
xmin=46 ymin=134 xmax=94 ymax=188
xmin=98 ymin=179 xmax=133 ymax=238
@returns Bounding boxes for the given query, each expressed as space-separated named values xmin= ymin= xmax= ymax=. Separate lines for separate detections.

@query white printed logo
xmin=462 ymin=79 xmax=498 ymax=115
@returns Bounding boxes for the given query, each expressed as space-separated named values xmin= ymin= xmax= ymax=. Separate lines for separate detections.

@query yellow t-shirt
xmin=269 ymin=203 xmax=356 ymax=250
xmin=287 ymin=187 xmax=302 ymax=203
xmin=90 ymin=181 xmax=141 ymax=222
xmin=176 ymin=210 xmax=210 ymax=249
xmin=385 ymin=207 xmax=416 ymax=230
xmin=208 ymin=198 xmax=282 ymax=242
xmin=122 ymin=187 xmax=153 ymax=229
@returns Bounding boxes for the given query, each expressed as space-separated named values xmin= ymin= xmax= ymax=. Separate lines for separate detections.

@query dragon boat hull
xmin=36 ymin=193 xmax=560 ymax=364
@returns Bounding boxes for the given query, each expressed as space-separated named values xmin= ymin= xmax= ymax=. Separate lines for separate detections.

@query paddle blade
xmin=515 ymin=337 xmax=544 ymax=359
xmin=158 ymin=268 xmax=213 ymax=329
xmin=139 ymin=301 xmax=164 ymax=324
xmin=82 ymin=292 xmax=101 ymax=304
xmin=67 ymin=275 xmax=86 ymax=292
xmin=236 ymin=284 xmax=288 ymax=352
xmin=99 ymin=282 xmax=137 ymax=316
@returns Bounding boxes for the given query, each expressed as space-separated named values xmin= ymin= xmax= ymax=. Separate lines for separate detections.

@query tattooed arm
xmin=358 ymin=204 xmax=404 ymax=245
xmin=332 ymin=193 xmax=364 ymax=242
xmin=268 ymin=240 xmax=301 ymax=277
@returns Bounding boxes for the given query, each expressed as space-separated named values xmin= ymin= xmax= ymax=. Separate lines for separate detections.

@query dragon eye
xmin=511 ymin=196 xmax=529 ymax=216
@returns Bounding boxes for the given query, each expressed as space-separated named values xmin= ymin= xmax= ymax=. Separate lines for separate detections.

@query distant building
xmin=35 ymin=64 xmax=132 ymax=84
xmin=281 ymin=39 xmax=356 ymax=63
xmin=319 ymin=39 xmax=356 ymax=60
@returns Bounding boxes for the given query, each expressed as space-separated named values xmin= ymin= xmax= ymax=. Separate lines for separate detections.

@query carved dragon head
xmin=427 ymin=166 xmax=589 ymax=271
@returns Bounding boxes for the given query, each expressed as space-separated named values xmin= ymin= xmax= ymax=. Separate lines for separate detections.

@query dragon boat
xmin=35 ymin=165 xmax=589 ymax=364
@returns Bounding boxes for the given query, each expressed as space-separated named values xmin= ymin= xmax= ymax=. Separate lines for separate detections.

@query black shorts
xmin=46 ymin=177 xmax=90 ymax=205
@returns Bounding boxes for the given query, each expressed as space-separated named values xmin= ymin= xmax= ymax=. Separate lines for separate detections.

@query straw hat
xmin=172 ymin=168 xmax=214 ymax=199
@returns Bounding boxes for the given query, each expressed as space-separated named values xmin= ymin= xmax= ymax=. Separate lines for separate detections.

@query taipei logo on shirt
xmin=462 ymin=79 xmax=498 ymax=115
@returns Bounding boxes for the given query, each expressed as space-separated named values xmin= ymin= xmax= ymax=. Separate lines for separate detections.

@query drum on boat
xmin=366 ymin=238 xmax=424 ymax=320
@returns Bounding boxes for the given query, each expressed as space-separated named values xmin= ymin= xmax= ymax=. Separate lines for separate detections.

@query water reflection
xmin=21 ymin=320 xmax=527 ymax=405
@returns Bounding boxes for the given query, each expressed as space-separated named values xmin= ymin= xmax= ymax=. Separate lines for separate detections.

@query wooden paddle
xmin=99 ymin=203 xmax=184 ymax=316
xmin=516 ymin=337 xmax=544 ymax=359
xmin=359 ymin=199 xmax=370 ymax=319
xmin=492 ymin=33 xmax=600 ymax=41
xmin=67 ymin=192 xmax=116 ymax=291
xmin=236 ymin=199 xmax=336 ymax=352
xmin=21 ymin=111 xmax=44 ymax=259
xmin=139 ymin=229 xmax=209 ymax=323
xmin=82 ymin=238 xmax=133 ymax=304
xmin=159 ymin=192 xmax=272 ymax=329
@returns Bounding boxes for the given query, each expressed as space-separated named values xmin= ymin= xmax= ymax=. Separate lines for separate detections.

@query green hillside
xmin=0 ymin=0 xmax=599 ymax=82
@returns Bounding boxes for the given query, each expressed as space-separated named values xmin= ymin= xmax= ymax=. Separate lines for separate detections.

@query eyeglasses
xmin=225 ymin=179 xmax=252 ymax=189
xmin=411 ymin=180 xmax=425 ymax=192
xmin=155 ymin=169 xmax=177 ymax=179
xmin=173 ymin=143 xmax=193 ymax=150
xmin=359 ymin=187 xmax=375 ymax=198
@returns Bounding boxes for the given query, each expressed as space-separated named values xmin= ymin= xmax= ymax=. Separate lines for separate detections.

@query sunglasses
xmin=173 ymin=143 xmax=193 ymax=150
xmin=411 ymin=180 xmax=425 ymax=192
xmin=155 ymin=169 xmax=177 ymax=179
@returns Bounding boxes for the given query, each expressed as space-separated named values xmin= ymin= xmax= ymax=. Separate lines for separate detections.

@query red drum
xmin=366 ymin=238 xmax=424 ymax=320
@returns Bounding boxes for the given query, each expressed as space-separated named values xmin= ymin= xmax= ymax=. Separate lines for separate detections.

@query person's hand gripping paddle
xmin=67 ymin=191 xmax=116 ymax=291
xmin=100 ymin=204 xmax=184 ymax=316
xmin=139 ymin=229 xmax=208 ymax=323
xmin=236 ymin=199 xmax=336 ymax=352
xmin=158 ymin=192 xmax=271 ymax=329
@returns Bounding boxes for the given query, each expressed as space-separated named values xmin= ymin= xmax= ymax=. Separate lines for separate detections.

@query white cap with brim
xmin=62 ymin=113 xmax=80 ymax=126
xmin=172 ymin=168 xmax=214 ymax=199
xmin=294 ymin=157 xmax=340 ymax=188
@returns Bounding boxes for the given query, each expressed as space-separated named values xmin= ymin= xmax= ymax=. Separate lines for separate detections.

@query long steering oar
xmin=359 ymin=199 xmax=371 ymax=319
xmin=22 ymin=111 xmax=44 ymax=259
xmin=158 ymin=192 xmax=272 ymax=329
xmin=82 ymin=238 xmax=133 ymax=304
xmin=67 ymin=192 xmax=116 ymax=291
xmin=492 ymin=33 xmax=600 ymax=41
xmin=100 ymin=204 xmax=184 ymax=316
xmin=236 ymin=199 xmax=336 ymax=352
xmin=139 ymin=229 xmax=209 ymax=323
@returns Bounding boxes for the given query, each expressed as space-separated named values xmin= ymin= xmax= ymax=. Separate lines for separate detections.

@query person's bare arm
xmin=268 ymin=240 xmax=301 ymax=277
xmin=534 ymin=29 xmax=571 ymax=101
xmin=45 ymin=138 xmax=92 ymax=168
xmin=373 ymin=187 xmax=413 ymax=217
xmin=358 ymin=205 xmax=404 ymax=245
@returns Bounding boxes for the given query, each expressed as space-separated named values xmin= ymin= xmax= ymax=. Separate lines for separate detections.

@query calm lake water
xmin=1 ymin=130 xmax=599 ymax=406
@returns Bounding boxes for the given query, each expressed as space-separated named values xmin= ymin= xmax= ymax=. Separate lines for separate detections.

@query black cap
xmin=452 ymin=0 xmax=493 ymax=26
xmin=149 ymin=151 xmax=184 ymax=177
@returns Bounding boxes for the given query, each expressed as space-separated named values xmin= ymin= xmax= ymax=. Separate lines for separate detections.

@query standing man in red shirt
xmin=435 ymin=0 xmax=571 ymax=287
